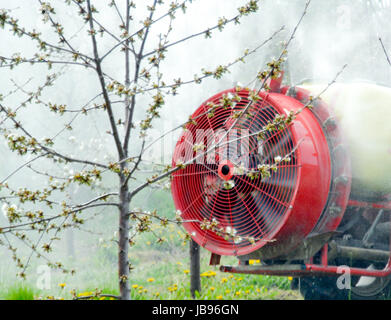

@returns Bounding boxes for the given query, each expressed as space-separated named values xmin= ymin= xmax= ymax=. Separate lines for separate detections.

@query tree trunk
xmin=190 ymin=239 xmax=201 ymax=298
xmin=118 ymin=175 xmax=131 ymax=300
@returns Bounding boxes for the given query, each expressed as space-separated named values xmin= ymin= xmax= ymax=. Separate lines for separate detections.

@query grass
xmin=0 ymin=222 xmax=302 ymax=300
xmin=0 ymin=248 xmax=301 ymax=300
xmin=122 ymin=253 xmax=299 ymax=300
xmin=2 ymin=284 xmax=36 ymax=300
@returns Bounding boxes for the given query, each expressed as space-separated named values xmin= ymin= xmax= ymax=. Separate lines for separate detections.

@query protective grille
xmin=171 ymin=89 xmax=299 ymax=255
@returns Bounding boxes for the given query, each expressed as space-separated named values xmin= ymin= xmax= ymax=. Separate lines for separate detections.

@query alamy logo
xmin=36 ymin=265 xmax=51 ymax=290
xmin=174 ymin=128 xmax=251 ymax=165
xmin=336 ymin=265 xmax=351 ymax=290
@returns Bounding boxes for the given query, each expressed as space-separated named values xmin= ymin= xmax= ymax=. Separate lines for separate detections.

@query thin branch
xmin=0 ymin=153 xmax=49 ymax=184
xmin=70 ymin=0 xmax=136 ymax=56
xmin=123 ymin=0 xmax=158 ymax=155
xmin=100 ymin=0 xmax=190 ymax=61
xmin=2 ymin=16 xmax=93 ymax=62
xmin=74 ymin=192 xmax=119 ymax=209
xmin=122 ymin=140 xmax=145 ymax=188
xmin=1 ymin=202 xmax=119 ymax=232
xmin=86 ymin=0 xmax=125 ymax=160
xmin=379 ymin=37 xmax=391 ymax=67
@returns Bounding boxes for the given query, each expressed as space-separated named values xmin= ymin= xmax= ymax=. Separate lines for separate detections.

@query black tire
xmin=296 ymin=275 xmax=391 ymax=300
xmin=296 ymin=276 xmax=348 ymax=300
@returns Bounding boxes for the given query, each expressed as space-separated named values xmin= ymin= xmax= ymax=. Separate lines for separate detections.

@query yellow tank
xmin=299 ymin=82 xmax=391 ymax=199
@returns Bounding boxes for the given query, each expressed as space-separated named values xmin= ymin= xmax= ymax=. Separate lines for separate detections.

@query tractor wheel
xmin=296 ymin=273 xmax=391 ymax=300
xmin=349 ymin=273 xmax=391 ymax=300
xmin=295 ymin=276 xmax=348 ymax=300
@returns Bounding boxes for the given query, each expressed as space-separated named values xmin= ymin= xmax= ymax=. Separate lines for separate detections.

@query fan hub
xmin=218 ymin=160 xmax=234 ymax=181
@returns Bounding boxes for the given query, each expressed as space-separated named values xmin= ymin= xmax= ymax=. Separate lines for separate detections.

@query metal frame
xmin=220 ymin=201 xmax=391 ymax=278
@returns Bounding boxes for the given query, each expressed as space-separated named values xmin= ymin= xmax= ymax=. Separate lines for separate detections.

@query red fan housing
xmin=171 ymin=86 xmax=350 ymax=258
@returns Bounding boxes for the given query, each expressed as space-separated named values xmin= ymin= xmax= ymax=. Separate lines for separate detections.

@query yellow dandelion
xmin=168 ymin=285 xmax=178 ymax=292
xmin=200 ymin=270 xmax=217 ymax=277
xmin=176 ymin=262 xmax=183 ymax=266
xmin=256 ymin=288 xmax=261 ymax=293
xmin=288 ymin=276 xmax=293 ymax=281
xmin=235 ymin=291 xmax=241 ymax=296
xmin=210 ymin=287 xmax=215 ymax=291
xmin=228 ymin=274 xmax=234 ymax=279
xmin=217 ymin=295 xmax=223 ymax=300
xmin=132 ymin=284 xmax=139 ymax=289
xmin=77 ymin=291 xmax=93 ymax=297
xmin=147 ymin=278 xmax=155 ymax=282
xmin=225 ymin=289 xmax=230 ymax=294
xmin=155 ymin=292 xmax=160 ymax=297
xmin=58 ymin=283 xmax=66 ymax=289
xmin=221 ymin=278 xmax=228 ymax=283
xmin=183 ymin=269 xmax=190 ymax=274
